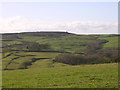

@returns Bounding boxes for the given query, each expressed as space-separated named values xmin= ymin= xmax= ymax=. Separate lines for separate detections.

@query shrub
xmin=55 ymin=48 xmax=119 ymax=65
xmin=26 ymin=42 xmax=51 ymax=52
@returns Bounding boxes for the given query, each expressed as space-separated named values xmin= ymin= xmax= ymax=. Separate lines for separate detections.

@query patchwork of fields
xmin=1 ymin=32 xmax=119 ymax=88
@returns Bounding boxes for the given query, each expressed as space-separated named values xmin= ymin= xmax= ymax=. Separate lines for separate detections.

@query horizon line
xmin=1 ymin=31 xmax=119 ymax=35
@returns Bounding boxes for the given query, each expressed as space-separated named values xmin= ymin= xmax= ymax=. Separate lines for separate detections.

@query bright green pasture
xmin=2 ymin=63 xmax=118 ymax=88
xmin=2 ymin=51 xmax=65 ymax=70
xmin=18 ymin=35 xmax=95 ymax=53
xmin=98 ymin=36 xmax=119 ymax=48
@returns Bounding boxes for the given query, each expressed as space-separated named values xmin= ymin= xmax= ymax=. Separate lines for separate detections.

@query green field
xmin=98 ymin=35 xmax=118 ymax=48
xmin=2 ymin=63 xmax=118 ymax=88
xmin=2 ymin=32 xmax=119 ymax=88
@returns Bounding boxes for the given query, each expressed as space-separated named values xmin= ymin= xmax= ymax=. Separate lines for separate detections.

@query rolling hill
xmin=1 ymin=32 xmax=119 ymax=88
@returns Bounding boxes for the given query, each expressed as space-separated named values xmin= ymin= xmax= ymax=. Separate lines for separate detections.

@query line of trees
xmin=85 ymin=39 xmax=108 ymax=54
xmin=54 ymin=48 xmax=119 ymax=65
xmin=26 ymin=42 xmax=51 ymax=52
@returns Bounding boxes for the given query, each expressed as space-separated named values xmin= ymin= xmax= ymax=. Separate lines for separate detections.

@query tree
xmin=27 ymin=42 xmax=50 ymax=52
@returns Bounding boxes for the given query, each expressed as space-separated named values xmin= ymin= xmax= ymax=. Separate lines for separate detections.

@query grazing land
xmin=2 ymin=63 xmax=118 ymax=88
xmin=1 ymin=32 xmax=119 ymax=88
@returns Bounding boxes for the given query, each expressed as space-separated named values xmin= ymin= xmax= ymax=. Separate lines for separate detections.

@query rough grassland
xmin=2 ymin=33 xmax=119 ymax=88
xmin=98 ymin=36 xmax=118 ymax=48
xmin=2 ymin=52 xmax=66 ymax=70
xmin=2 ymin=63 xmax=118 ymax=88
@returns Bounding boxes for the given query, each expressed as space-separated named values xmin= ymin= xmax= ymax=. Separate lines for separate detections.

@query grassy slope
xmin=2 ymin=34 xmax=98 ymax=70
xmin=18 ymin=35 xmax=93 ymax=53
xmin=2 ymin=33 xmax=119 ymax=88
xmin=2 ymin=34 xmax=119 ymax=70
xmin=2 ymin=51 xmax=68 ymax=70
xmin=98 ymin=35 xmax=118 ymax=48
xmin=2 ymin=63 xmax=118 ymax=88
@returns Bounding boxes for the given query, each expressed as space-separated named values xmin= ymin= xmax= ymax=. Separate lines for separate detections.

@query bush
xmin=85 ymin=39 xmax=108 ymax=54
xmin=26 ymin=42 xmax=51 ymax=52
xmin=55 ymin=54 xmax=96 ymax=65
xmin=55 ymin=48 xmax=119 ymax=65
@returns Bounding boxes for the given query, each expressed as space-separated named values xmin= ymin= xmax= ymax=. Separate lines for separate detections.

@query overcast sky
xmin=0 ymin=2 xmax=118 ymax=34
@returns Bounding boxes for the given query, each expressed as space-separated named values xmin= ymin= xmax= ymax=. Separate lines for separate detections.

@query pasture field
xmin=2 ymin=63 xmax=118 ymax=88
xmin=98 ymin=35 xmax=118 ymax=48
xmin=2 ymin=32 xmax=119 ymax=88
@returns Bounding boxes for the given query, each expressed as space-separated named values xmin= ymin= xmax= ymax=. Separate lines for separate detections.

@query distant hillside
xmin=2 ymin=32 xmax=72 ymax=39
xmin=2 ymin=32 xmax=119 ymax=70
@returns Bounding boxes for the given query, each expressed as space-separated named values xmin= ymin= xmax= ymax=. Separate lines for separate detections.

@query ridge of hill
xmin=2 ymin=32 xmax=119 ymax=70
